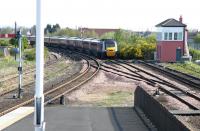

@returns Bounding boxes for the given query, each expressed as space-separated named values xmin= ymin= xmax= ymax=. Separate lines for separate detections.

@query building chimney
xmin=179 ymin=15 xmax=183 ymax=23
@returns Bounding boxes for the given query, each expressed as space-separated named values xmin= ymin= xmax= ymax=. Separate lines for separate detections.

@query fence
xmin=188 ymin=43 xmax=200 ymax=50
xmin=134 ymin=86 xmax=190 ymax=131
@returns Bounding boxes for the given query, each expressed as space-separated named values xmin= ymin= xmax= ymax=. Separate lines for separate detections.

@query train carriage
xmin=82 ymin=39 xmax=90 ymax=54
xmin=27 ymin=36 xmax=117 ymax=58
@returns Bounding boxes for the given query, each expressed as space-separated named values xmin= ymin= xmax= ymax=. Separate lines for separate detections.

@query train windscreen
xmin=105 ymin=40 xmax=115 ymax=48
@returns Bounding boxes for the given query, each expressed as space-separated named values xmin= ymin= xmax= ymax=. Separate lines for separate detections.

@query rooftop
xmin=156 ymin=18 xmax=186 ymax=27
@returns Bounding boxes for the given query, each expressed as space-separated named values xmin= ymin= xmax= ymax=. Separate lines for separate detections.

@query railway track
xmin=138 ymin=60 xmax=200 ymax=89
xmin=0 ymin=51 xmax=100 ymax=117
xmin=0 ymin=53 xmax=60 ymax=84
xmin=100 ymin=60 xmax=200 ymax=113
xmin=0 ymin=53 xmax=64 ymax=96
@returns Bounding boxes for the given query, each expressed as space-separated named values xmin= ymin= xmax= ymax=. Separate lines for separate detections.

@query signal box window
xmin=169 ymin=33 xmax=172 ymax=40
xmin=174 ymin=32 xmax=178 ymax=40
xmin=178 ymin=32 xmax=183 ymax=40
xmin=164 ymin=32 xmax=168 ymax=40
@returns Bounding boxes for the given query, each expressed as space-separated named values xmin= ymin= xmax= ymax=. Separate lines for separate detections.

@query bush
xmin=0 ymin=40 xmax=9 ymax=46
xmin=9 ymin=37 xmax=28 ymax=49
xmin=0 ymin=51 xmax=4 ymax=57
xmin=24 ymin=47 xmax=49 ymax=61
xmin=118 ymin=41 xmax=156 ymax=60
xmin=189 ymin=48 xmax=200 ymax=61
xmin=22 ymin=37 xmax=28 ymax=49
xmin=116 ymin=31 xmax=156 ymax=60
xmin=9 ymin=38 xmax=17 ymax=46
xmin=24 ymin=48 xmax=35 ymax=61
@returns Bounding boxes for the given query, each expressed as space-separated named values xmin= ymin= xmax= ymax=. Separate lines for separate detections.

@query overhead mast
xmin=34 ymin=0 xmax=45 ymax=131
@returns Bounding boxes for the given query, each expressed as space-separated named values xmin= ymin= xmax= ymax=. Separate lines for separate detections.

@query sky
xmin=0 ymin=0 xmax=200 ymax=31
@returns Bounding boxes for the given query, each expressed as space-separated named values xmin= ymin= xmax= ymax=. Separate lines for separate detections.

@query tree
xmin=100 ymin=32 xmax=115 ymax=39
xmin=52 ymin=24 xmax=60 ymax=33
xmin=0 ymin=27 xmax=13 ymax=34
xmin=9 ymin=38 xmax=18 ymax=46
xmin=45 ymin=24 xmax=52 ymax=35
xmin=146 ymin=34 xmax=157 ymax=44
xmin=114 ymin=29 xmax=124 ymax=43
xmin=45 ymin=24 xmax=61 ymax=35
xmin=194 ymin=33 xmax=200 ymax=43
xmin=30 ymin=25 xmax=36 ymax=35
xmin=22 ymin=37 xmax=28 ymax=49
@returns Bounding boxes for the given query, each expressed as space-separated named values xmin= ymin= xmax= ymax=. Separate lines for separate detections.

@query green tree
xmin=9 ymin=38 xmax=18 ymax=46
xmin=45 ymin=24 xmax=52 ymax=35
xmin=194 ymin=33 xmax=200 ymax=43
xmin=83 ymin=30 xmax=98 ymax=38
xmin=22 ymin=37 xmax=28 ymax=49
xmin=146 ymin=34 xmax=157 ymax=44
xmin=0 ymin=40 xmax=9 ymax=46
xmin=0 ymin=27 xmax=13 ymax=34
xmin=114 ymin=29 xmax=124 ymax=43
xmin=30 ymin=25 xmax=36 ymax=35
xmin=100 ymin=32 xmax=115 ymax=39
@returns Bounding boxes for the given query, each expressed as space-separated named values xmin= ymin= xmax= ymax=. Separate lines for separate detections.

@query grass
xmin=166 ymin=62 xmax=200 ymax=78
xmin=96 ymin=91 xmax=133 ymax=107
xmin=44 ymin=61 xmax=69 ymax=81
xmin=0 ymin=56 xmax=35 ymax=77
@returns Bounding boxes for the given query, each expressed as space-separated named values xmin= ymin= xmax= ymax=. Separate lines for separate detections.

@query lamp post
xmin=34 ymin=0 xmax=45 ymax=130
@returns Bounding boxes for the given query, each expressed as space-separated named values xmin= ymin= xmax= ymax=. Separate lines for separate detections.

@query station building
xmin=156 ymin=16 xmax=190 ymax=62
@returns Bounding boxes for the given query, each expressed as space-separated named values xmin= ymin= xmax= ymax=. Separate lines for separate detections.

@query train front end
xmin=104 ymin=39 xmax=117 ymax=57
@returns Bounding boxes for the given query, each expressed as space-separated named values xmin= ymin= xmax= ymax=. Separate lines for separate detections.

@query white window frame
xmin=174 ymin=32 xmax=178 ymax=40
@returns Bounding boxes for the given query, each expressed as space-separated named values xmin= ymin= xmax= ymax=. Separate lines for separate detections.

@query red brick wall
xmin=157 ymin=41 xmax=184 ymax=62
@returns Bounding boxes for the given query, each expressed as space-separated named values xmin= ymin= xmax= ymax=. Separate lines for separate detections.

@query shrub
xmin=24 ymin=48 xmax=35 ymax=61
xmin=189 ymin=48 xmax=200 ymax=61
xmin=9 ymin=38 xmax=17 ymax=46
xmin=24 ymin=47 xmax=49 ymax=61
xmin=116 ymin=33 xmax=156 ymax=60
xmin=22 ymin=37 xmax=28 ymax=50
xmin=0 ymin=51 xmax=4 ymax=57
xmin=0 ymin=40 xmax=9 ymax=46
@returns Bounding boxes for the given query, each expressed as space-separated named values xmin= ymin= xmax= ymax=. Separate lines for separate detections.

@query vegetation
xmin=24 ymin=47 xmax=49 ymax=61
xmin=189 ymin=48 xmax=200 ymax=61
xmin=45 ymin=27 xmax=156 ymax=60
xmin=51 ymin=28 xmax=80 ymax=37
xmin=166 ymin=62 xmax=200 ymax=78
xmin=0 ymin=56 xmax=18 ymax=69
xmin=9 ymin=38 xmax=18 ymax=47
xmin=0 ymin=27 xmax=13 ymax=34
xmin=45 ymin=24 xmax=61 ymax=35
xmin=0 ymin=39 xmax=9 ymax=46
xmin=96 ymin=91 xmax=132 ymax=106
xmin=194 ymin=33 xmax=200 ymax=43
xmin=113 ymin=30 xmax=156 ymax=59
xmin=0 ymin=51 xmax=3 ymax=57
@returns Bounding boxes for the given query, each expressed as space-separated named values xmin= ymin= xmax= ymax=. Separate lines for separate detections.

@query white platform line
xmin=0 ymin=107 xmax=34 ymax=130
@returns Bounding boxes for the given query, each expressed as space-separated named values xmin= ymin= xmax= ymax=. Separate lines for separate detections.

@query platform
xmin=3 ymin=106 xmax=148 ymax=131
xmin=0 ymin=107 xmax=34 ymax=130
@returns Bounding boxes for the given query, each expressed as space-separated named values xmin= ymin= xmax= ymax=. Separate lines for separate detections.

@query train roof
xmin=82 ymin=38 xmax=100 ymax=43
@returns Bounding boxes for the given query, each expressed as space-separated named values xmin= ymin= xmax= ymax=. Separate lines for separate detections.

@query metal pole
xmin=17 ymin=30 xmax=23 ymax=98
xmin=15 ymin=22 xmax=17 ymax=60
xmin=34 ymin=0 xmax=45 ymax=131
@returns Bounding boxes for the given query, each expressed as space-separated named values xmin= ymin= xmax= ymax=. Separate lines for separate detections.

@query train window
xmin=105 ymin=40 xmax=115 ymax=48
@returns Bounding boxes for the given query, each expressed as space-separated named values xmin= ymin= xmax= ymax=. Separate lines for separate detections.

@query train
xmin=28 ymin=36 xmax=118 ymax=58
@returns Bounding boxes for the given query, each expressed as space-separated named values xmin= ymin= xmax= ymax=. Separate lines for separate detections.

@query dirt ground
xmin=66 ymin=69 xmax=138 ymax=107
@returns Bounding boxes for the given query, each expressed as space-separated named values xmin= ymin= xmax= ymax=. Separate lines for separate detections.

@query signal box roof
xmin=156 ymin=18 xmax=186 ymax=27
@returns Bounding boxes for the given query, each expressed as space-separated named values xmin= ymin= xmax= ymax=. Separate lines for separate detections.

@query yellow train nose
xmin=106 ymin=48 xmax=115 ymax=57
